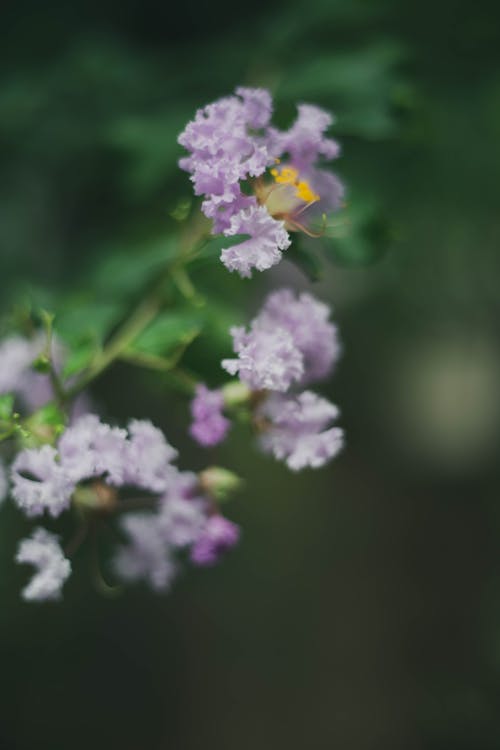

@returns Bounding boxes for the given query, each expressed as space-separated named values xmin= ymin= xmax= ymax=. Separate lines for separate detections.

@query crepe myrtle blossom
xmin=178 ymin=87 xmax=344 ymax=277
xmin=113 ymin=471 xmax=239 ymax=589
xmin=11 ymin=414 xmax=178 ymax=517
xmin=16 ymin=528 xmax=71 ymax=602
xmin=222 ymin=288 xmax=340 ymax=391
xmin=189 ymin=385 xmax=231 ymax=447
xmin=112 ymin=514 xmax=179 ymax=592
xmin=190 ymin=288 xmax=344 ymax=471
xmin=256 ymin=288 xmax=341 ymax=385
xmin=257 ymin=391 xmax=344 ymax=471
xmin=190 ymin=515 xmax=240 ymax=567
xmin=10 ymin=414 xmax=240 ymax=599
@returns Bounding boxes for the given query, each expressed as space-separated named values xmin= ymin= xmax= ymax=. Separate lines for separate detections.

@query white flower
xmin=16 ymin=528 xmax=71 ymax=601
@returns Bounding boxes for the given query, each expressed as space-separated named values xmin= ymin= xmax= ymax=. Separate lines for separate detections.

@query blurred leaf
xmin=107 ymin=109 xmax=193 ymax=195
xmin=88 ymin=235 xmax=179 ymax=300
xmin=277 ymin=43 xmax=407 ymax=138
xmin=62 ymin=342 xmax=97 ymax=379
xmin=169 ymin=198 xmax=192 ymax=222
xmin=321 ymin=201 xmax=392 ymax=266
xmin=126 ymin=309 xmax=204 ymax=357
xmin=55 ymin=299 xmax=124 ymax=347
xmin=287 ymin=243 xmax=324 ymax=281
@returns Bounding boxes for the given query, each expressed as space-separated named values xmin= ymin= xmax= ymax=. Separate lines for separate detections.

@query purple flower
xmin=190 ymin=515 xmax=240 ymax=567
xmin=0 ymin=458 xmax=7 ymax=505
xmin=220 ymin=204 xmax=291 ymax=278
xmin=222 ymin=324 xmax=303 ymax=392
xmin=258 ymin=391 xmax=344 ymax=471
xmin=178 ymin=88 xmax=343 ymax=277
xmin=9 ymin=412 xmax=242 ymax=599
xmin=123 ymin=419 xmax=178 ymax=492
xmin=16 ymin=528 xmax=71 ymax=601
xmin=114 ymin=471 xmax=239 ymax=588
xmin=235 ymin=86 xmax=273 ymax=129
xmin=113 ymin=514 xmax=177 ymax=591
xmin=158 ymin=496 xmax=206 ymax=547
xmin=221 ymin=288 xmax=339 ymax=391
xmin=0 ymin=336 xmax=40 ymax=396
xmin=11 ymin=445 xmax=75 ymax=518
xmin=58 ymin=414 xmax=128 ymax=485
xmin=189 ymin=385 xmax=230 ymax=447
xmin=258 ymin=289 xmax=341 ymax=383
xmin=271 ymin=104 xmax=344 ymax=215
xmin=178 ymin=88 xmax=274 ymax=192
xmin=12 ymin=415 xmax=180 ymax=519
xmin=157 ymin=470 xmax=207 ymax=547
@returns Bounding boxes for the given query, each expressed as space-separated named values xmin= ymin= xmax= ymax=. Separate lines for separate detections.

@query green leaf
xmin=321 ymin=201 xmax=392 ymax=266
xmin=107 ymin=109 xmax=194 ymax=196
xmin=62 ymin=342 xmax=97 ymax=379
xmin=276 ymin=43 xmax=407 ymax=139
xmin=88 ymin=235 xmax=179 ymax=300
xmin=24 ymin=402 xmax=66 ymax=445
xmin=55 ymin=299 xmax=125 ymax=347
xmin=28 ymin=402 xmax=65 ymax=427
xmin=126 ymin=310 xmax=204 ymax=358
xmin=0 ymin=394 xmax=15 ymax=422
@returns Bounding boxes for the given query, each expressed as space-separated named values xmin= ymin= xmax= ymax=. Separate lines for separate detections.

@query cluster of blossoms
xmin=9 ymin=415 xmax=239 ymax=600
xmin=0 ymin=87 xmax=348 ymax=603
xmin=190 ymin=288 xmax=344 ymax=471
xmin=183 ymin=90 xmax=345 ymax=466
xmin=178 ymin=87 xmax=344 ymax=277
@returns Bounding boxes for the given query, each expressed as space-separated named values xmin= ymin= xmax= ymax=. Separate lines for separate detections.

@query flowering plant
xmin=0 ymin=87 xmax=373 ymax=602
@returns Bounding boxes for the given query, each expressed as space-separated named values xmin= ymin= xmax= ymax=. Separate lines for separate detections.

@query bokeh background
xmin=1 ymin=0 xmax=500 ymax=747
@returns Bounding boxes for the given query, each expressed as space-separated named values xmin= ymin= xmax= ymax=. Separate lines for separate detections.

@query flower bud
xmin=73 ymin=481 xmax=118 ymax=514
xmin=199 ymin=466 xmax=243 ymax=502
xmin=221 ymin=381 xmax=252 ymax=408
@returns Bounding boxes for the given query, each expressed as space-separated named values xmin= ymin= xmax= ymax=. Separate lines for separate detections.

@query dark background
xmin=1 ymin=0 xmax=500 ymax=747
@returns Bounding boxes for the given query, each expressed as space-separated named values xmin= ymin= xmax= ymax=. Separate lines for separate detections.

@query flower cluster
xmin=11 ymin=415 xmax=239 ymax=600
xmin=178 ymin=87 xmax=343 ymax=277
xmin=190 ymin=288 xmax=344 ymax=471
xmin=0 ymin=87 xmax=350 ymax=604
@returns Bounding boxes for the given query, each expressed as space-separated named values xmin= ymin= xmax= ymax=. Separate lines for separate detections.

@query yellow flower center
xmin=270 ymin=166 xmax=319 ymax=204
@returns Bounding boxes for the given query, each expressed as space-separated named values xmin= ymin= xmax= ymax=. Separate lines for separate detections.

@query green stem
xmin=66 ymin=225 xmax=210 ymax=400
xmin=171 ymin=266 xmax=205 ymax=306
xmin=67 ymin=294 xmax=160 ymax=398
xmin=41 ymin=309 xmax=69 ymax=410
xmin=48 ymin=363 xmax=68 ymax=412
